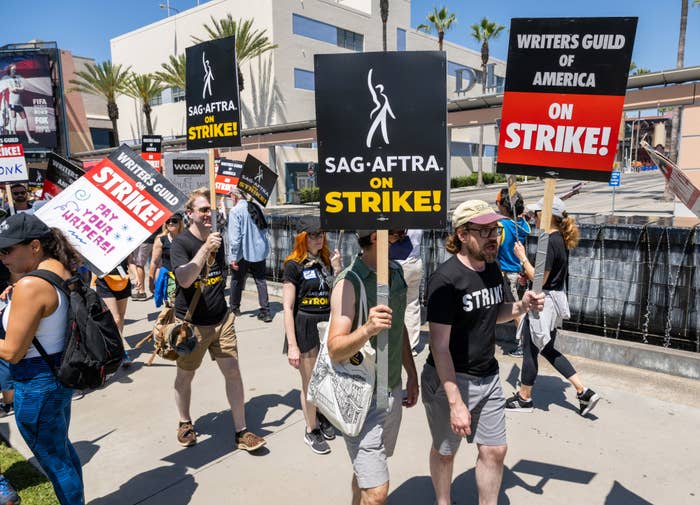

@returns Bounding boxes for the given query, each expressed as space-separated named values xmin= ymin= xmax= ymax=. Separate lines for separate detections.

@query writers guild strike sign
xmin=215 ymin=158 xmax=243 ymax=195
xmin=43 ymin=153 xmax=84 ymax=198
xmin=315 ymin=51 xmax=447 ymax=230
xmin=186 ymin=36 xmax=241 ymax=150
xmin=35 ymin=145 xmax=186 ymax=276
xmin=141 ymin=135 xmax=163 ymax=173
xmin=0 ymin=135 xmax=28 ymax=183
xmin=497 ymin=17 xmax=637 ymax=182
xmin=238 ymin=154 xmax=277 ymax=207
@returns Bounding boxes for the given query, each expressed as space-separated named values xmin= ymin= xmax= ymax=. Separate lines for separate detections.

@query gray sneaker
xmin=304 ymin=429 xmax=330 ymax=455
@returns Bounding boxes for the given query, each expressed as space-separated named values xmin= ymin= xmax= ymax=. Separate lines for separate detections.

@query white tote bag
xmin=307 ymin=270 xmax=375 ymax=437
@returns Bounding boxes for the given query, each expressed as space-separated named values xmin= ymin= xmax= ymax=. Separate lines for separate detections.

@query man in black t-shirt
xmin=170 ymin=188 xmax=266 ymax=453
xmin=422 ymin=200 xmax=543 ymax=505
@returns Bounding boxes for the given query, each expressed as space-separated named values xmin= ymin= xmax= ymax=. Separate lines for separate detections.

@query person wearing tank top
xmin=0 ymin=214 xmax=85 ymax=504
xmin=149 ymin=213 xmax=184 ymax=307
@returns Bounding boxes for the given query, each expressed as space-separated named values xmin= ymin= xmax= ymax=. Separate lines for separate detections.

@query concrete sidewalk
xmin=1 ymin=289 xmax=699 ymax=505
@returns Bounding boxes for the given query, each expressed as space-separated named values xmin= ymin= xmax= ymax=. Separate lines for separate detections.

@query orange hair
xmin=284 ymin=232 xmax=331 ymax=267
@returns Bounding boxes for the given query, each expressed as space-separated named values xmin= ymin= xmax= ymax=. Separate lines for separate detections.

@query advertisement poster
xmin=185 ymin=36 xmax=241 ymax=150
xmin=0 ymin=135 xmax=28 ymax=183
xmin=141 ymin=135 xmax=163 ymax=173
xmin=497 ymin=17 xmax=637 ymax=182
xmin=238 ymin=154 xmax=277 ymax=207
xmin=315 ymin=51 xmax=448 ymax=230
xmin=35 ymin=145 xmax=186 ymax=276
xmin=43 ymin=152 xmax=84 ymax=198
xmin=0 ymin=54 xmax=57 ymax=149
xmin=214 ymin=158 xmax=243 ymax=195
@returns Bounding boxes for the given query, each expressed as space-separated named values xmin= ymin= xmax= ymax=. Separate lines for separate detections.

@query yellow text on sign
xmin=188 ymin=122 xmax=239 ymax=140
xmin=325 ymin=190 xmax=442 ymax=213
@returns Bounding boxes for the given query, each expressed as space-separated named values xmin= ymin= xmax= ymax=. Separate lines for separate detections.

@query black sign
xmin=173 ymin=159 xmax=206 ymax=175
xmin=0 ymin=135 xmax=20 ymax=146
xmin=185 ymin=36 xmax=241 ymax=150
xmin=44 ymin=153 xmax=83 ymax=198
xmin=141 ymin=135 xmax=163 ymax=153
xmin=315 ymin=51 xmax=447 ymax=230
xmin=238 ymin=155 xmax=277 ymax=207
xmin=217 ymin=158 xmax=243 ymax=177
xmin=497 ymin=17 xmax=637 ymax=182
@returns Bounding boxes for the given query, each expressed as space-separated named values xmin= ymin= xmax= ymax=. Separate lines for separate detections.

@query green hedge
xmin=450 ymin=173 xmax=524 ymax=188
xmin=299 ymin=186 xmax=320 ymax=203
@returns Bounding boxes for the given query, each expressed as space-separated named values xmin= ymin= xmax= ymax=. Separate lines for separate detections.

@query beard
xmin=466 ymin=239 xmax=499 ymax=263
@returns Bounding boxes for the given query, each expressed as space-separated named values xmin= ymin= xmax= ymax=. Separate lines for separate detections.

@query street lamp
xmin=159 ymin=2 xmax=180 ymax=16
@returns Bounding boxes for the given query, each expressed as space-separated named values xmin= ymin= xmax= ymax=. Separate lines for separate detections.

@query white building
xmin=111 ymin=0 xmax=505 ymax=201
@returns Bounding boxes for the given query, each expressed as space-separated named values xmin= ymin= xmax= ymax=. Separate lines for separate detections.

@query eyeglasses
xmin=194 ymin=206 xmax=211 ymax=214
xmin=11 ymin=191 xmax=26 ymax=196
xmin=308 ymin=231 xmax=325 ymax=239
xmin=166 ymin=218 xmax=181 ymax=225
xmin=464 ymin=226 xmax=502 ymax=238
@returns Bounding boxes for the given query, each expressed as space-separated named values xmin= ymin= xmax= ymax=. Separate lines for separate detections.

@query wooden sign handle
xmin=540 ymin=178 xmax=557 ymax=232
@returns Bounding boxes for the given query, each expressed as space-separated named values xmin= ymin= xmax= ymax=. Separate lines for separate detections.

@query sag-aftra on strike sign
xmin=315 ymin=51 xmax=447 ymax=230
xmin=497 ymin=17 xmax=637 ymax=182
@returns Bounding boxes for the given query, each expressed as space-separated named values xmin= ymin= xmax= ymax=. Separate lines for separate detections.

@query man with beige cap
xmin=421 ymin=200 xmax=544 ymax=505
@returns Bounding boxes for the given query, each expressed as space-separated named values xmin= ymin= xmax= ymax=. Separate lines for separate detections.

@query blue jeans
xmin=11 ymin=355 xmax=84 ymax=505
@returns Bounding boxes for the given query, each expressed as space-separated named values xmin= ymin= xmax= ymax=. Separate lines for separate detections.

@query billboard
xmin=0 ymin=54 xmax=57 ymax=149
xmin=497 ymin=17 xmax=637 ymax=182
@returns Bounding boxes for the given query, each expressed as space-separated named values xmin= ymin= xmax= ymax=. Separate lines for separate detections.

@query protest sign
xmin=0 ymin=135 xmax=29 ymax=183
xmin=497 ymin=17 xmax=637 ymax=182
xmin=238 ymin=154 xmax=277 ymax=207
xmin=35 ymin=145 xmax=186 ymax=276
xmin=186 ymin=36 xmax=241 ymax=150
xmin=163 ymin=151 xmax=209 ymax=197
xmin=315 ymin=51 xmax=447 ymax=230
xmin=43 ymin=152 xmax=84 ymax=198
xmin=215 ymin=158 xmax=243 ymax=195
xmin=141 ymin=135 xmax=163 ymax=173
xmin=641 ymin=140 xmax=700 ymax=216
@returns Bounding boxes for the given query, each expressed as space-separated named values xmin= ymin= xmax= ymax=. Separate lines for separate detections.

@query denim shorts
xmin=0 ymin=359 xmax=13 ymax=391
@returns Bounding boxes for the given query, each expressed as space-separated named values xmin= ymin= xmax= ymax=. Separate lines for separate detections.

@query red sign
xmin=214 ymin=158 xmax=243 ymax=195
xmin=141 ymin=152 xmax=162 ymax=173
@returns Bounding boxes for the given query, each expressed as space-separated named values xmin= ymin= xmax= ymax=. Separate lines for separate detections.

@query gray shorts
xmin=505 ymin=271 xmax=522 ymax=301
xmin=421 ymin=364 xmax=506 ymax=455
xmin=343 ymin=385 xmax=403 ymax=489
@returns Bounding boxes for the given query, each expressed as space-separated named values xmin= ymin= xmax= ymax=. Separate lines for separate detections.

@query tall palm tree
xmin=240 ymin=55 xmax=286 ymax=129
xmin=192 ymin=15 xmax=277 ymax=92
xmin=124 ymin=73 xmax=166 ymax=135
xmin=70 ymin=61 xmax=131 ymax=146
xmin=155 ymin=54 xmax=186 ymax=91
xmin=416 ymin=6 xmax=457 ymax=51
xmin=470 ymin=17 xmax=504 ymax=188
xmin=380 ymin=0 xmax=389 ymax=51
xmin=470 ymin=17 xmax=505 ymax=94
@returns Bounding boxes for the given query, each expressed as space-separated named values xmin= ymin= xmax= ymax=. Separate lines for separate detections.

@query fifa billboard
xmin=0 ymin=54 xmax=58 ymax=149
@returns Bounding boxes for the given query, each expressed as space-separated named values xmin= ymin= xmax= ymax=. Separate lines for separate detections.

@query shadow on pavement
xmin=89 ymin=464 xmax=197 ymax=505
xmin=605 ymin=481 xmax=654 ymax=505
xmin=73 ymin=429 xmax=116 ymax=466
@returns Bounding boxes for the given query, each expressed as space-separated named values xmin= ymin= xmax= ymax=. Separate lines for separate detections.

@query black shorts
xmin=283 ymin=311 xmax=328 ymax=354
xmin=95 ymin=277 xmax=132 ymax=300
xmin=9 ymin=104 xmax=24 ymax=113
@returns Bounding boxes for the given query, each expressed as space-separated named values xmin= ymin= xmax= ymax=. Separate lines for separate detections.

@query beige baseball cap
xmin=452 ymin=200 xmax=506 ymax=228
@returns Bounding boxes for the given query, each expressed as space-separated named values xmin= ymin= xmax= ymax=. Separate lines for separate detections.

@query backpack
xmin=246 ymin=201 xmax=268 ymax=230
xmin=27 ymin=269 xmax=125 ymax=390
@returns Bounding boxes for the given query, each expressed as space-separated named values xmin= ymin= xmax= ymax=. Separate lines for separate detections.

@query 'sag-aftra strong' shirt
xmin=171 ymin=229 xmax=228 ymax=326
xmin=426 ymin=256 xmax=505 ymax=377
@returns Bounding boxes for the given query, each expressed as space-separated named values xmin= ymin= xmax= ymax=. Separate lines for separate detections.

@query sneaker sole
xmin=178 ymin=438 xmax=197 ymax=447
xmin=304 ymin=435 xmax=331 ymax=455
xmin=505 ymin=406 xmax=533 ymax=413
xmin=321 ymin=431 xmax=336 ymax=441
xmin=580 ymin=394 xmax=601 ymax=417
xmin=238 ymin=439 xmax=267 ymax=452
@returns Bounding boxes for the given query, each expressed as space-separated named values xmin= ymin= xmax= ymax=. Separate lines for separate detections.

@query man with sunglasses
xmin=4 ymin=183 xmax=33 ymax=215
xmin=421 ymin=200 xmax=544 ymax=505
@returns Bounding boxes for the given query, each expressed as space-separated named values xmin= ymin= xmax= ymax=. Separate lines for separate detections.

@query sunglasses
xmin=308 ymin=231 xmax=325 ymax=239
xmin=0 ymin=241 xmax=30 ymax=255
xmin=166 ymin=218 xmax=181 ymax=225
xmin=12 ymin=191 xmax=26 ymax=196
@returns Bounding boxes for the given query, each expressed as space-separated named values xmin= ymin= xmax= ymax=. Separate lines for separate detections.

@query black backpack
xmin=27 ymin=269 xmax=125 ymax=389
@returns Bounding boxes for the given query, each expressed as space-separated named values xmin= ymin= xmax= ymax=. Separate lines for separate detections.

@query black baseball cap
xmin=0 ymin=213 xmax=52 ymax=249
xmin=297 ymin=215 xmax=321 ymax=234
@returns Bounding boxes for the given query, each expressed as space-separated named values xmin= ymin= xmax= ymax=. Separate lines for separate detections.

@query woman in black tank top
xmin=149 ymin=213 xmax=184 ymax=307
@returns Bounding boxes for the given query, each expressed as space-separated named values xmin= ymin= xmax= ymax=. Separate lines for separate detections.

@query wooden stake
xmin=208 ymin=149 xmax=217 ymax=233
xmin=540 ymin=178 xmax=557 ymax=232
xmin=5 ymin=184 xmax=14 ymax=216
xmin=376 ymin=229 xmax=389 ymax=410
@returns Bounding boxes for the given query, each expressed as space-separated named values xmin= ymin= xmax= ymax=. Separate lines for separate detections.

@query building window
xmin=90 ymin=127 xmax=115 ymax=149
xmin=172 ymin=87 xmax=185 ymax=102
xmin=294 ymin=68 xmax=315 ymax=91
xmin=292 ymin=13 xmax=363 ymax=52
xmin=149 ymin=92 xmax=163 ymax=107
xmin=397 ymin=28 xmax=406 ymax=51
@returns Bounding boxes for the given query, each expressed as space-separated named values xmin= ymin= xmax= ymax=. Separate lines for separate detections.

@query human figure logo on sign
xmin=366 ymin=69 xmax=396 ymax=148
xmin=202 ymin=52 xmax=214 ymax=99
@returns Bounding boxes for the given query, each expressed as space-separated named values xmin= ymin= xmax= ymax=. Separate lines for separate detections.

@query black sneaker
xmin=232 ymin=308 xmax=242 ymax=317
xmin=257 ymin=311 xmax=273 ymax=323
xmin=318 ymin=415 xmax=336 ymax=441
xmin=508 ymin=345 xmax=524 ymax=357
xmin=577 ymin=388 xmax=600 ymax=417
xmin=304 ymin=429 xmax=330 ymax=455
xmin=505 ymin=392 xmax=533 ymax=412
xmin=0 ymin=403 xmax=13 ymax=418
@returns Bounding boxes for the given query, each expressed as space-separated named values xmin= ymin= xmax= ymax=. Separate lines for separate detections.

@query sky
xmin=2 ymin=0 xmax=699 ymax=72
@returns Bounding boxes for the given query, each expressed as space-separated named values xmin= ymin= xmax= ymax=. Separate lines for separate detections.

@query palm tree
xmin=155 ymin=54 xmax=186 ymax=91
xmin=124 ymin=73 xmax=166 ymax=135
xmin=470 ymin=17 xmax=505 ymax=94
xmin=416 ymin=6 xmax=457 ymax=51
xmin=70 ymin=61 xmax=131 ymax=146
xmin=240 ymin=55 xmax=286 ymax=129
xmin=380 ymin=0 xmax=389 ymax=51
xmin=192 ymin=15 xmax=277 ymax=92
